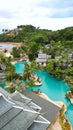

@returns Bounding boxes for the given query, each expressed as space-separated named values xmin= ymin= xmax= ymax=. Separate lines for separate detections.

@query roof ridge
xmin=34 ymin=120 xmax=50 ymax=124
xmin=11 ymin=90 xmax=32 ymax=100
xmin=13 ymin=105 xmax=39 ymax=114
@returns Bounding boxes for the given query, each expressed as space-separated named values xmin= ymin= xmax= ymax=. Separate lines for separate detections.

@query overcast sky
xmin=0 ymin=0 xmax=73 ymax=33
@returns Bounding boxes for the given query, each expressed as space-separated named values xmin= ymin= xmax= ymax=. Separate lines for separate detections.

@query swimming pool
xmin=14 ymin=61 xmax=27 ymax=74
xmin=14 ymin=61 xmax=73 ymax=127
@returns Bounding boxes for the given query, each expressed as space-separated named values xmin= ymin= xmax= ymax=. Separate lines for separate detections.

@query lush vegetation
xmin=0 ymin=25 xmax=73 ymax=43
xmin=0 ymin=25 xmax=73 ymax=93
xmin=59 ymin=105 xmax=71 ymax=130
xmin=0 ymin=51 xmax=21 ymax=81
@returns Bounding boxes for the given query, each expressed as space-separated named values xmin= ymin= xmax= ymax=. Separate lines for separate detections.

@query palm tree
xmin=25 ymin=78 xmax=35 ymax=91
xmin=23 ymin=64 xmax=32 ymax=80
xmin=5 ymin=63 xmax=16 ymax=81
xmin=6 ymin=83 xmax=16 ymax=93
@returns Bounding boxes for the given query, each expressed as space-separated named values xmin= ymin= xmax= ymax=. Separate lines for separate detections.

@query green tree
xmin=28 ymin=42 xmax=39 ymax=61
xmin=0 ymin=52 xmax=4 ymax=60
xmin=46 ymin=59 xmax=57 ymax=75
xmin=5 ymin=63 xmax=16 ymax=81
xmin=70 ymin=86 xmax=73 ymax=93
xmin=11 ymin=47 xmax=20 ymax=58
xmin=23 ymin=64 xmax=32 ymax=80
xmin=55 ymin=68 xmax=65 ymax=79
xmin=25 ymin=78 xmax=35 ymax=91
xmin=23 ymin=61 xmax=38 ymax=80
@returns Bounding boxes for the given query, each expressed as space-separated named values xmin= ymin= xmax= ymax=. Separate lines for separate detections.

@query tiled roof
xmin=1 ymin=109 xmax=38 ymax=130
xmin=0 ymin=96 xmax=13 ymax=116
xmin=0 ymin=88 xmax=61 ymax=130
xmin=0 ymin=94 xmax=38 ymax=130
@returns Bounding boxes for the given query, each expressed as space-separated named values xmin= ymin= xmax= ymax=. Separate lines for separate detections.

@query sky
xmin=0 ymin=0 xmax=73 ymax=33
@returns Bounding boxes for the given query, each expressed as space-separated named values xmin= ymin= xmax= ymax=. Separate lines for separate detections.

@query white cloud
xmin=0 ymin=0 xmax=73 ymax=33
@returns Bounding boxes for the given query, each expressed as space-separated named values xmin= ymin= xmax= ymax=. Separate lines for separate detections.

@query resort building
xmin=36 ymin=50 xmax=51 ymax=66
xmin=68 ymin=53 xmax=73 ymax=59
xmin=0 ymin=87 xmax=60 ymax=130
xmin=45 ymin=44 xmax=51 ymax=49
xmin=55 ymin=56 xmax=62 ymax=61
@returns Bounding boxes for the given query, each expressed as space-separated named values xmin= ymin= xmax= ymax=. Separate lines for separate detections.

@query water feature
xmin=0 ymin=83 xmax=6 ymax=88
xmin=14 ymin=61 xmax=27 ymax=74
xmin=13 ymin=62 xmax=73 ymax=127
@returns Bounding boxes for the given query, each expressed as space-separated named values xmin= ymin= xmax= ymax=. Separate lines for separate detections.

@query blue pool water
xmin=13 ymin=62 xmax=73 ymax=127
xmin=0 ymin=83 xmax=6 ymax=88
xmin=14 ymin=61 xmax=27 ymax=74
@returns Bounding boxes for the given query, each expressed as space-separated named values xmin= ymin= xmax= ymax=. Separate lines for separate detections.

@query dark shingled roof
xmin=1 ymin=110 xmax=38 ymax=130
xmin=0 ymin=88 xmax=61 ymax=130
xmin=0 ymin=94 xmax=38 ymax=130
xmin=0 ymin=96 xmax=13 ymax=116
xmin=22 ymin=90 xmax=60 ymax=122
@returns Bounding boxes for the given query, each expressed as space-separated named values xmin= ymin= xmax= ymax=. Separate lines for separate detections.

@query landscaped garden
xmin=0 ymin=25 xmax=73 ymax=129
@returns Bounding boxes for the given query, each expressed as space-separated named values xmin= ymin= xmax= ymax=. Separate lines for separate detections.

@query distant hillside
xmin=0 ymin=25 xmax=73 ymax=44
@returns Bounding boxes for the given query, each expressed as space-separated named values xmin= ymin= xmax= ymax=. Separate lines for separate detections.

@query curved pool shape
xmin=36 ymin=71 xmax=73 ymax=128
xmin=12 ymin=62 xmax=73 ymax=127
xmin=14 ymin=61 xmax=27 ymax=74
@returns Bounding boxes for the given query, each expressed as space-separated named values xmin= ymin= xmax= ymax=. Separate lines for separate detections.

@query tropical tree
xmin=28 ymin=42 xmax=39 ymax=61
xmin=30 ymin=61 xmax=37 ymax=73
xmin=0 ymin=52 xmax=5 ymax=63
xmin=23 ymin=64 xmax=32 ymax=80
xmin=25 ymin=78 xmax=35 ymax=91
xmin=6 ymin=83 xmax=16 ymax=93
xmin=11 ymin=47 xmax=20 ymax=58
xmin=46 ymin=59 xmax=57 ymax=75
xmin=54 ymin=68 xmax=65 ymax=79
xmin=70 ymin=86 xmax=73 ymax=94
xmin=5 ymin=63 xmax=16 ymax=81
